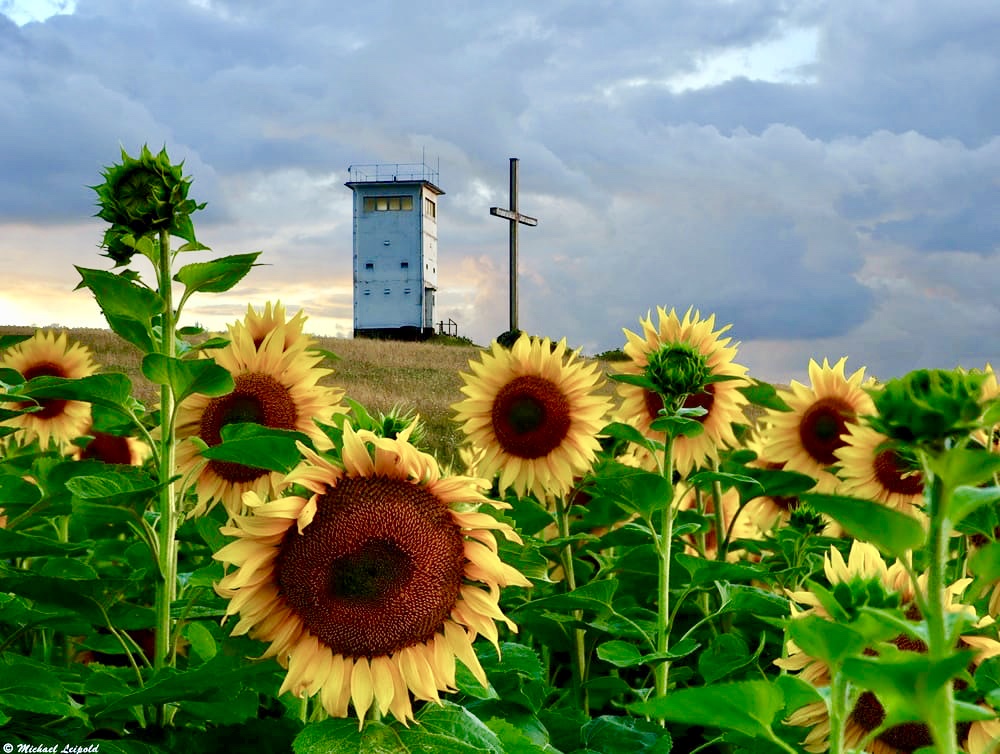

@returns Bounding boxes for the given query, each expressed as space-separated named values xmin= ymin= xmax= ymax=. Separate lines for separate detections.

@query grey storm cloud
xmin=0 ymin=0 xmax=998 ymax=381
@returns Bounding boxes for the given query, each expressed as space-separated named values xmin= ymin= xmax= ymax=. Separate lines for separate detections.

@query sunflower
xmin=176 ymin=309 xmax=344 ymax=516
xmin=451 ymin=334 xmax=610 ymax=501
xmin=1 ymin=330 xmax=97 ymax=449
xmin=214 ymin=424 xmax=531 ymax=726
xmin=241 ymin=301 xmax=308 ymax=352
xmin=834 ymin=422 xmax=926 ymax=518
xmin=778 ymin=541 xmax=1000 ymax=753
xmin=759 ymin=358 xmax=874 ymax=493
xmin=616 ymin=307 xmax=748 ymax=476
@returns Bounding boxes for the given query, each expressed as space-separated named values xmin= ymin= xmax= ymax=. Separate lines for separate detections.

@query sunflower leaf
xmin=173 ymin=252 xmax=263 ymax=296
xmin=800 ymin=493 xmax=925 ymax=557
xmin=141 ymin=353 xmax=234 ymax=404
xmin=75 ymin=266 xmax=164 ymax=351
xmin=627 ymin=679 xmax=785 ymax=739
xmin=650 ymin=414 xmax=705 ymax=439
xmin=0 ymin=333 xmax=33 ymax=351
xmin=951 ymin=485 xmax=1000 ymax=527
xmin=19 ymin=373 xmax=141 ymax=422
xmin=926 ymin=446 xmax=1000 ymax=489
xmin=580 ymin=715 xmax=673 ymax=753
xmin=737 ymin=380 xmax=792 ymax=411
xmin=688 ymin=470 xmax=763 ymax=494
xmin=599 ymin=421 xmax=661 ymax=452
xmin=610 ymin=373 xmax=658 ymax=391
xmin=198 ymin=423 xmax=309 ymax=474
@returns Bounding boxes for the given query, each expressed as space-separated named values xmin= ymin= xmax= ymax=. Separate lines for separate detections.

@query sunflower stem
xmin=554 ymin=494 xmax=589 ymax=715
xmin=827 ymin=670 xmax=849 ymax=754
xmin=153 ymin=227 xmax=179 ymax=726
xmin=653 ymin=430 xmax=676 ymax=716
xmin=923 ymin=459 xmax=958 ymax=754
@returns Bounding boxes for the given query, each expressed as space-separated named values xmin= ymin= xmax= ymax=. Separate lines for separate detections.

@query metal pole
xmin=509 ymin=157 xmax=518 ymax=332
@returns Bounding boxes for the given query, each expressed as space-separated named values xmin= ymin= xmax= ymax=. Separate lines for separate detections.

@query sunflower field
xmin=1 ymin=146 xmax=999 ymax=754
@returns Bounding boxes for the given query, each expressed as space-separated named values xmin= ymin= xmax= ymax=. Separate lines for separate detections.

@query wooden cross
xmin=490 ymin=158 xmax=538 ymax=333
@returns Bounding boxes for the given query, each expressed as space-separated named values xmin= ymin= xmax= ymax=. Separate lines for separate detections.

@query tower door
xmin=423 ymin=288 xmax=435 ymax=330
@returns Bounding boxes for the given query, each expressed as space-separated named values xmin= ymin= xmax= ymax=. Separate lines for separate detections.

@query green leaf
xmin=95 ymin=654 xmax=276 ymax=716
xmin=199 ymin=423 xmax=309 ymax=474
xmin=141 ymin=353 xmax=234 ymax=404
xmin=688 ymin=469 xmax=763 ymax=494
xmin=0 ymin=333 xmax=33 ymax=351
xmin=698 ymin=633 xmax=751 ymax=684
xmin=174 ymin=252 xmax=262 ymax=296
xmin=0 ymin=655 xmax=86 ymax=719
xmin=775 ymin=674 xmax=822 ymax=714
xmin=580 ymin=715 xmax=672 ymax=753
xmin=66 ymin=469 xmax=161 ymax=509
xmin=596 ymin=640 xmax=644 ymax=668
xmin=516 ymin=579 xmax=617 ymax=615
xmin=928 ymin=447 xmax=1000 ymax=489
xmin=0 ymin=366 xmax=25 ymax=385
xmin=475 ymin=642 xmax=548 ymax=713
xmin=416 ymin=702 xmax=505 ymax=752
xmin=786 ymin=614 xmax=868 ymax=665
xmin=629 ymin=680 xmax=785 ymax=739
xmin=951 ymin=485 xmax=1000 ymax=526
xmin=182 ymin=621 xmax=218 ymax=662
xmin=610 ymin=372 xmax=657 ymax=391
xmin=650 ymin=414 xmax=705 ymax=439
xmin=737 ymin=380 xmax=791 ymax=411
xmin=675 ymin=552 xmax=766 ymax=588
xmin=0 ymin=528 xmax=90 ymax=558
xmin=599 ymin=421 xmax=660 ymax=452
xmin=75 ymin=266 xmax=164 ymax=351
xmin=20 ymin=373 xmax=139 ymax=422
xmin=801 ymin=493 xmax=925 ymax=556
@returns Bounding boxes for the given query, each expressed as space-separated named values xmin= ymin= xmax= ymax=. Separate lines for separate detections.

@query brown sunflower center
xmin=644 ymin=386 xmax=715 ymax=426
xmin=873 ymin=450 xmax=923 ymax=496
xmin=491 ymin=375 xmax=571 ymax=459
xmin=199 ymin=372 xmax=298 ymax=483
xmin=798 ymin=397 xmax=854 ymax=465
xmin=275 ymin=476 xmax=465 ymax=658
xmin=79 ymin=433 xmax=134 ymax=465
xmin=22 ymin=361 xmax=69 ymax=419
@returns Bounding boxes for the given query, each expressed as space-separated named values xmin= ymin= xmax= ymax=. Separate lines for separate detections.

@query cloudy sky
xmin=1 ymin=0 xmax=997 ymax=382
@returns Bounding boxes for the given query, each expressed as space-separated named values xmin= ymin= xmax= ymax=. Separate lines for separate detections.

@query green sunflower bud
xmin=870 ymin=368 xmax=988 ymax=446
xmin=92 ymin=145 xmax=204 ymax=258
xmin=644 ymin=343 xmax=710 ymax=404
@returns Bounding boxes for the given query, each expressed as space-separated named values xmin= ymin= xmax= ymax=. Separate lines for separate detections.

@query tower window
xmin=400 ymin=261 xmax=409 ymax=269
xmin=365 ymin=262 xmax=374 ymax=270
xmin=424 ymin=197 xmax=436 ymax=218
xmin=364 ymin=196 xmax=413 ymax=212
xmin=384 ymin=288 xmax=391 ymax=295
xmin=404 ymin=287 xmax=412 ymax=294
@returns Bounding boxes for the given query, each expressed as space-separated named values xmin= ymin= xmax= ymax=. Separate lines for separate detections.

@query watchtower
xmin=345 ymin=162 xmax=444 ymax=339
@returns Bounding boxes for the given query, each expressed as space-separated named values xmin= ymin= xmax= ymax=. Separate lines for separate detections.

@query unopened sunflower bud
xmin=92 ymin=145 xmax=204 ymax=260
xmin=644 ymin=343 xmax=710 ymax=405
xmin=870 ymin=368 xmax=988 ymax=446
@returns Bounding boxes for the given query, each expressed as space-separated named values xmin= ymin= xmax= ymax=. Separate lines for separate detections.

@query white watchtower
xmin=345 ymin=162 xmax=444 ymax=339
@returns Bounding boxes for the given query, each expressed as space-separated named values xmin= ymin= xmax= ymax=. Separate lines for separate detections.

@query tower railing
xmin=347 ymin=162 xmax=440 ymax=184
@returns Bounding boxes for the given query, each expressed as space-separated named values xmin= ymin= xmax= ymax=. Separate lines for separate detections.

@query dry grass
xmin=0 ymin=325 xmax=489 ymax=466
